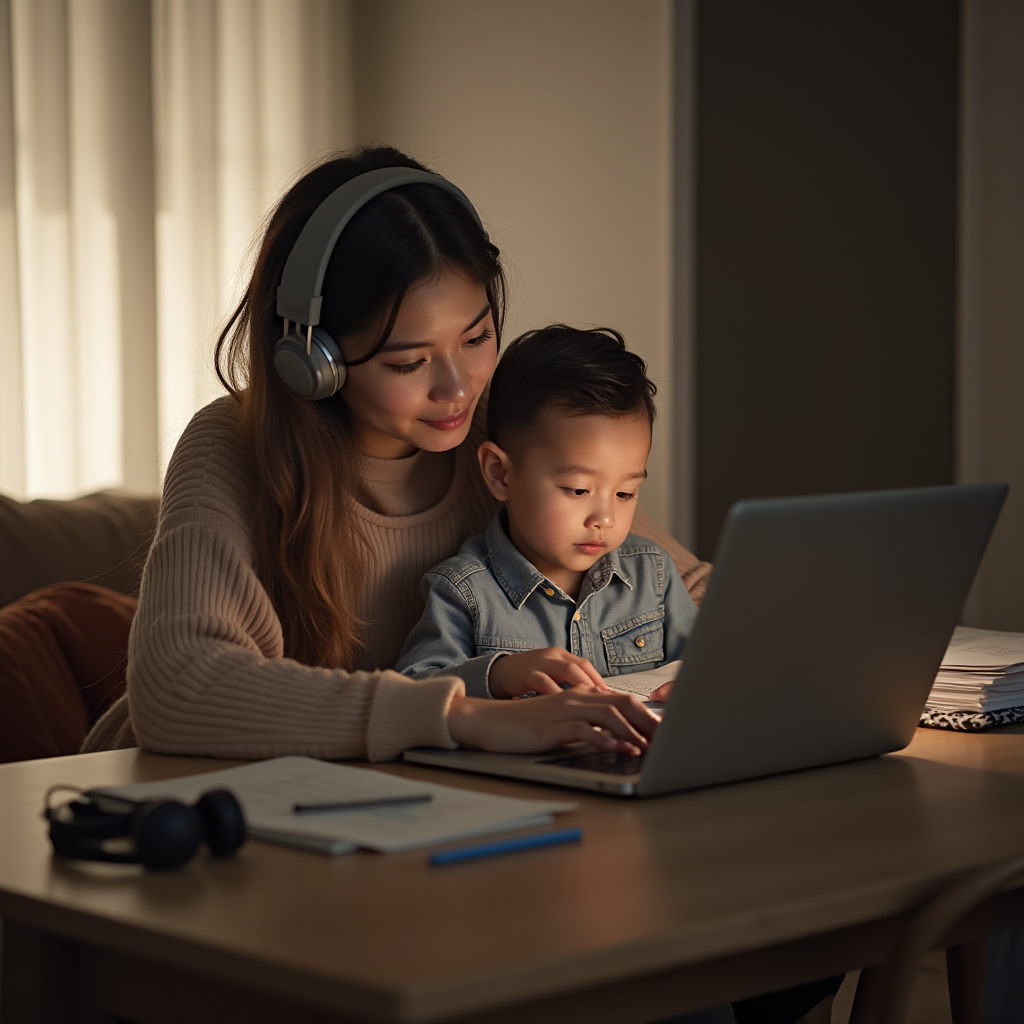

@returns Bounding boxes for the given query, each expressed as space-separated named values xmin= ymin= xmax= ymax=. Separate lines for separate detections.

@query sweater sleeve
xmin=122 ymin=400 xmax=462 ymax=762
xmin=630 ymin=505 xmax=712 ymax=605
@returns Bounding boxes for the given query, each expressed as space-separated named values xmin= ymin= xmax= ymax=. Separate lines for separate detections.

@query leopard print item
xmin=920 ymin=706 xmax=1024 ymax=731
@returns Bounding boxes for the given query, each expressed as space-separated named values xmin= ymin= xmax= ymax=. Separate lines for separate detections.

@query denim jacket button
xmin=635 ymin=637 xmax=646 ymax=648
xmin=543 ymin=587 xmax=555 ymax=596
xmin=573 ymin=610 xmax=581 ymax=622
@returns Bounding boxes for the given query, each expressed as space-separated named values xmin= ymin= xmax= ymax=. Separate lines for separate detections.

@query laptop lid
xmin=636 ymin=483 xmax=1007 ymax=796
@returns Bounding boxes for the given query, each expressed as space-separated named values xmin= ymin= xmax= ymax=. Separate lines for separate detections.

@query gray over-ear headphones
xmin=274 ymin=167 xmax=485 ymax=400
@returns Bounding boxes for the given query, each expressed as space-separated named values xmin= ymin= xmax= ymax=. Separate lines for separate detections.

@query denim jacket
xmin=396 ymin=509 xmax=699 ymax=697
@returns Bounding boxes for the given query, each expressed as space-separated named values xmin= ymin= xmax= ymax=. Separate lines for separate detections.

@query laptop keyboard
xmin=539 ymin=750 xmax=645 ymax=775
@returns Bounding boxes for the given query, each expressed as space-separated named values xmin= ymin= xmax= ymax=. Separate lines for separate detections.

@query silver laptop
xmin=405 ymin=484 xmax=1007 ymax=797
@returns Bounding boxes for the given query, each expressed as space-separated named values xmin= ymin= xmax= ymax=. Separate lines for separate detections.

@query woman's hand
xmin=488 ymin=647 xmax=609 ymax=699
xmin=446 ymin=690 xmax=658 ymax=755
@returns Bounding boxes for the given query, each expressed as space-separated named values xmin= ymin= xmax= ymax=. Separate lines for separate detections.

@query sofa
xmin=0 ymin=491 xmax=158 ymax=762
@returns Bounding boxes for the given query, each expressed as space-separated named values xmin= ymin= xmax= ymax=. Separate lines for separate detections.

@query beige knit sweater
xmin=82 ymin=396 xmax=710 ymax=761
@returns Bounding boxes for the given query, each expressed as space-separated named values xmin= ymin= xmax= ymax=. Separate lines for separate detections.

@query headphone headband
xmin=276 ymin=167 xmax=485 ymax=328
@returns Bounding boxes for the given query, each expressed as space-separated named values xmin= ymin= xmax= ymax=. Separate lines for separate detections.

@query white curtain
xmin=0 ymin=0 xmax=353 ymax=500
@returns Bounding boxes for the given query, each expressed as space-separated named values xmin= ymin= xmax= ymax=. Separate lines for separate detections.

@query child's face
xmin=480 ymin=410 xmax=651 ymax=594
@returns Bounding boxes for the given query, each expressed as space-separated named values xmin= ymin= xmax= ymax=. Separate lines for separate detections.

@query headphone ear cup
xmin=273 ymin=326 xmax=346 ymax=400
xmin=131 ymin=800 xmax=203 ymax=871
xmin=311 ymin=327 xmax=346 ymax=391
xmin=195 ymin=789 xmax=247 ymax=857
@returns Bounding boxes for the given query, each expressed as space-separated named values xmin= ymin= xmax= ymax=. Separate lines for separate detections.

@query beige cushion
xmin=0 ymin=491 xmax=158 ymax=608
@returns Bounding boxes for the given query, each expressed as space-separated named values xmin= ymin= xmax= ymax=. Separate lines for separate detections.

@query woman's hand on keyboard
xmin=488 ymin=647 xmax=608 ymax=699
xmin=446 ymin=690 xmax=658 ymax=756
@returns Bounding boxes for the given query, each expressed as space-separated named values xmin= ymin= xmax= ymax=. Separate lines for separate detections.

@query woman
xmin=82 ymin=144 xmax=708 ymax=760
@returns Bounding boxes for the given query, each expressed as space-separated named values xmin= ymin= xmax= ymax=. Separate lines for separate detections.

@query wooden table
xmin=3 ymin=727 xmax=1024 ymax=1024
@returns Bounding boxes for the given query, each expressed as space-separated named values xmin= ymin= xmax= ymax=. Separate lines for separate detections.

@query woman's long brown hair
xmin=215 ymin=146 xmax=505 ymax=669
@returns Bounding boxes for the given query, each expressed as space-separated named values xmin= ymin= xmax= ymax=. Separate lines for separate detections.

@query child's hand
xmin=489 ymin=648 xmax=609 ymax=699
xmin=649 ymin=679 xmax=673 ymax=701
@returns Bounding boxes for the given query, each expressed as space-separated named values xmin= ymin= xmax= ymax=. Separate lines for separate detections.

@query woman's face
xmin=339 ymin=271 xmax=497 ymax=459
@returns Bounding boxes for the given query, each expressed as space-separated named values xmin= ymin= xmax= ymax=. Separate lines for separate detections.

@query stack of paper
xmin=93 ymin=756 xmax=575 ymax=856
xmin=926 ymin=627 xmax=1024 ymax=713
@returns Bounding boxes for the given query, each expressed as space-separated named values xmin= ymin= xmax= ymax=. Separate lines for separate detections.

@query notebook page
xmin=941 ymin=627 xmax=1024 ymax=671
xmin=94 ymin=757 xmax=575 ymax=854
xmin=604 ymin=660 xmax=682 ymax=699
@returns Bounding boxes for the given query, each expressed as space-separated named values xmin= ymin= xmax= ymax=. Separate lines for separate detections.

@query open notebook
xmin=604 ymin=660 xmax=681 ymax=707
xmin=93 ymin=757 xmax=575 ymax=856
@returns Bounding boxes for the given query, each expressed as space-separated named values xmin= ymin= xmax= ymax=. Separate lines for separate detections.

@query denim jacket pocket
xmin=601 ymin=607 xmax=665 ymax=674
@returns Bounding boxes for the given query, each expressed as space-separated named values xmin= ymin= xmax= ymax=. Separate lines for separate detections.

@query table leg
xmin=946 ymin=940 xmax=987 ymax=1024
xmin=0 ymin=920 xmax=82 ymax=1024
xmin=794 ymin=994 xmax=834 ymax=1024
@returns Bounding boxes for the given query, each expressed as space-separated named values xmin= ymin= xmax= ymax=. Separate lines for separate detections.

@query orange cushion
xmin=0 ymin=583 xmax=136 ymax=763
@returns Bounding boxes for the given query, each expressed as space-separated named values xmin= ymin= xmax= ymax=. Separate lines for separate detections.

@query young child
xmin=396 ymin=325 xmax=697 ymax=700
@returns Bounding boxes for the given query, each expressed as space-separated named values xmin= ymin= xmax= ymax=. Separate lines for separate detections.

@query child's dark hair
xmin=487 ymin=325 xmax=657 ymax=457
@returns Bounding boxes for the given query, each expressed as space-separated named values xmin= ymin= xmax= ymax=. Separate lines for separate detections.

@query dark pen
xmin=292 ymin=793 xmax=433 ymax=814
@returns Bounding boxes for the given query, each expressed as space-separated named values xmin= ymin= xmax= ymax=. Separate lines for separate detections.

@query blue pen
xmin=430 ymin=827 xmax=583 ymax=866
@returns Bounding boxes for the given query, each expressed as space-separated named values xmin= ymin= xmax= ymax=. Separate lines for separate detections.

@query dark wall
xmin=694 ymin=0 xmax=959 ymax=558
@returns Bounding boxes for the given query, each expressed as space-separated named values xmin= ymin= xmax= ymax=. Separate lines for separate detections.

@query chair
xmin=849 ymin=851 xmax=1024 ymax=1024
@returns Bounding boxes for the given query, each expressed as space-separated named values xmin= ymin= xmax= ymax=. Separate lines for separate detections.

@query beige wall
xmin=959 ymin=0 xmax=1024 ymax=630
xmin=352 ymin=0 xmax=676 ymax=528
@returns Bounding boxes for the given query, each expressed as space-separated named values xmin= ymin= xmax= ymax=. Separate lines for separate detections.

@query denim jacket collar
xmin=484 ymin=509 xmax=633 ymax=610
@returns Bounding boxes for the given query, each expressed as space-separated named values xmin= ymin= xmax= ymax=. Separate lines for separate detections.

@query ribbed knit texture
xmin=357 ymin=447 xmax=456 ymax=516
xmin=81 ymin=396 xmax=710 ymax=762
xmin=82 ymin=396 xmax=495 ymax=761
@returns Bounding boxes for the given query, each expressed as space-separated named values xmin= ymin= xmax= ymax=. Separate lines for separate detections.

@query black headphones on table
xmin=45 ymin=785 xmax=247 ymax=871
xmin=273 ymin=166 xmax=485 ymax=401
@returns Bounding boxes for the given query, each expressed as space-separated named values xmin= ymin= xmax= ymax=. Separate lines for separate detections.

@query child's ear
xmin=477 ymin=441 xmax=513 ymax=501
